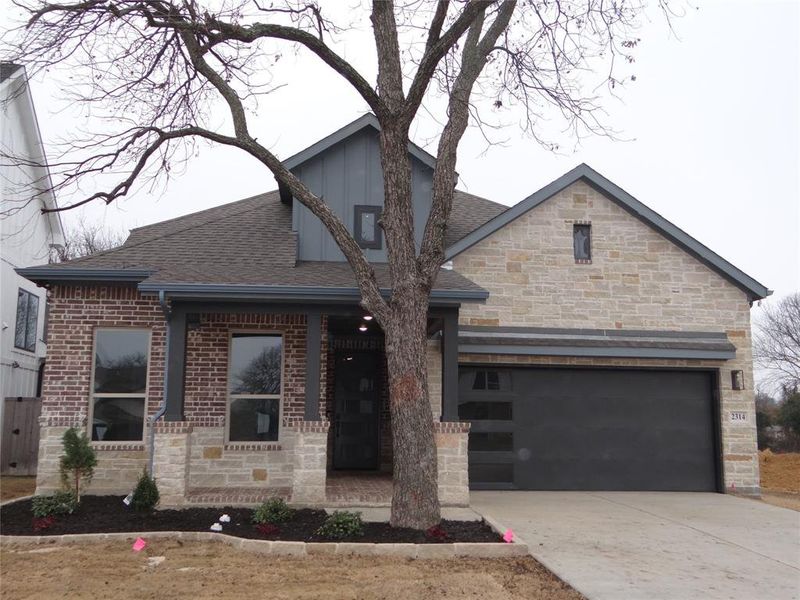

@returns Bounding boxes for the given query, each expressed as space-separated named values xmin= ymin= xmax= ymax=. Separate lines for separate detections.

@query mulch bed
xmin=0 ymin=496 xmax=502 ymax=543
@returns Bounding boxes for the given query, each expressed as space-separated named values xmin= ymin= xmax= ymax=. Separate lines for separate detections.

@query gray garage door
xmin=459 ymin=367 xmax=719 ymax=491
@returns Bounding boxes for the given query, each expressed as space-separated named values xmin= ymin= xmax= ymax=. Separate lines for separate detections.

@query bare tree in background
xmin=754 ymin=292 xmax=800 ymax=392
xmin=51 ymin=219 xmax=127 ymax=262
xmin=3 ymin=0 xmax=674 ymax=528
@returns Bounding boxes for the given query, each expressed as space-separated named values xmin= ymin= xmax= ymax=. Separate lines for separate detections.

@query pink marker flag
xmin=503 ymin=529 xmax=514 ymax=543
xmin=132 ymin=537 xmax=147 ymax=552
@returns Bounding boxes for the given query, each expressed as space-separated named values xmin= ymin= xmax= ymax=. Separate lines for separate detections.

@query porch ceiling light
xmin=358 ymin=324 xmax=368 ymax=332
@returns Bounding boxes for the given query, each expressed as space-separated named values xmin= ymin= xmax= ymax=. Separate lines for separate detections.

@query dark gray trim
xmin=281 ymin=113 xmax=437 ymax=172
xmin=139 ymin=282 xmax=488 ymax=305
xmin=458 ymin=344 xmax=735 ymax=360
xmin=16 ymin=267 xmax=152 ymax=285
xmin=458 ymin=325 xmax=737 ymax=359
xmin=460 ymin=325 xmax=732 ymax=339
xmin=304 ymin=313 xmax=322 ymax=421
xmin=441 ymin=309 xmax=460 ymax=421
xmin=164 ymin=310 xmax=188 ymax=421
xmin=353 ymin=205 xmax=382 ymax=250
xmin=444 ymin=163 xmax=771 ymax=301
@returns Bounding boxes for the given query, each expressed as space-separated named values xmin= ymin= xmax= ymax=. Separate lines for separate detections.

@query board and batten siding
xmin=291 ymin=127 xmax=433 ymax=262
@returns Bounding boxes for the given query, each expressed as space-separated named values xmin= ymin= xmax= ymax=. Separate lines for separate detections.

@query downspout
xmin=148 ymin=290 xmax=171 ymax=474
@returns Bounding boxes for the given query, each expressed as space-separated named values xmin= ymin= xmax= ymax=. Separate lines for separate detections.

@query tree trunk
xmin=384 ymin=290 xmax=441 ymax=529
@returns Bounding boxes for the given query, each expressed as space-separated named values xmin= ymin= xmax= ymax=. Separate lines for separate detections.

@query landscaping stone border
xmin=0 ymin=530 xmax=528 ymax=559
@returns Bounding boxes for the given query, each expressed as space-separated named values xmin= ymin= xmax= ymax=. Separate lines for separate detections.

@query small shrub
xmin=59 ymin=428 xmax=97 ymax=501
xmin=425 ymin=525 xmax=449 ymax=541
xmin=32 ymin=516 xmax=56 ymax=532
xmin=255 ymin=523 xmax=280 ymax=536
xmin=316 ymin=511 xmax=363 ymax=539
xmin=252 ymin=498 xmax=293 ymax=525
xmin=31 ymin=491 xmax=78 ymax=518
xmin=131 ymin=470 xmax=160 ymax=512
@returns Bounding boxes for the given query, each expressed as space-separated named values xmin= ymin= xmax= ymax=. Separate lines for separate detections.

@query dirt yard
xmin=759 ymin=451 xmax=800 ymax=511
xmin=0 ymin=539 xmax=583 ymax=600
xmin=0 ymin=476 xmax=36 ymax=502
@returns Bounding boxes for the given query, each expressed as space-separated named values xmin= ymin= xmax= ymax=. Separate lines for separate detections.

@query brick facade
xmin=35 ymin=287 xmax=463 ymax=505
xmin=452 ymin=180 xmax=760 ymax=493
xmin=36 ymin=285 xmax=164 ymax=494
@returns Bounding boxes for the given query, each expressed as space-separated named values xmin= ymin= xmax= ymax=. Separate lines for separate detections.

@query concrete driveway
xmin=472 ymin=491 xmax=800 ymax=600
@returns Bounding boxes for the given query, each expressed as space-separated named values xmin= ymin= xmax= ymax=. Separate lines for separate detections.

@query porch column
xmin=441 ymin=308 xmax=459 ymax=421
xmin=164 ymin=308 xmax=188 ymax=422
xmin=304 ymin=312 xmax=322 ymax=421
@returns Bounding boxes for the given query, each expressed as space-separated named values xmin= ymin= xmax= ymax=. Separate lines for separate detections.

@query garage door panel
xmin=461 ymin=367 xmax=718 ymax=492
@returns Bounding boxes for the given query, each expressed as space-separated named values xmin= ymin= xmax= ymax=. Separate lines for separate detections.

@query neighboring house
xmin=1 ymin=64 xmax=64 ymax=423
xmin=18 ymin=114 xmax=770 ymax=506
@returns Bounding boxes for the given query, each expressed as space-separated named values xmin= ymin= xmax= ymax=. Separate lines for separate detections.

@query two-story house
xmin=1 ymin=64 xmax=65 ymax=465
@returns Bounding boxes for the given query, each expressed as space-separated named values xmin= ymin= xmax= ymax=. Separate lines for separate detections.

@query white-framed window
xmin=14 ymin=288 xmax=39 ymax=352
xmin=227 ymin=332 xmax=283 ymax=442
xmin=89 ymin=328 xmax=150 ymax=442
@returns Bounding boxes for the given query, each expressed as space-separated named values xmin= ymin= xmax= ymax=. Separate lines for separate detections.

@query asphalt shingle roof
xmin=43 ymin=189 xmax=501 ymax=294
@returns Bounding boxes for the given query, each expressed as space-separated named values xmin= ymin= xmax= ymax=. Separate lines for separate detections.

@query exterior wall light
xmin=731 ymin=370 xmax=744 ymax=391
xmin=363 ymin=315 xmax=373 ymax=321
xmin=358 ymin=324 xmax=368 ymax=332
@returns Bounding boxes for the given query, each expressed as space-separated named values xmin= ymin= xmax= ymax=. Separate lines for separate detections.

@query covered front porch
xmin=152 ymin=298 xmax=469 ymax=507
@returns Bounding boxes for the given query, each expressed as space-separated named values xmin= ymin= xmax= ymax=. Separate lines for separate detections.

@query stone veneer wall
xmin=426 ymin=340 xmax=443 ymax=419
xmin=434 ymin=421 xmax=470 ymax=506
xmin=452 ymin=180 xmax=760 ymax=493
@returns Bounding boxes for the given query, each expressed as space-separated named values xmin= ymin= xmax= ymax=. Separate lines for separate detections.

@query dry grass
xmin=758 ymin=451 xmax=800 ymax=511
xmin=759 ymin=451 xmax=800 ymax=493
xmin=0 ymin=477 xmax=36 ymax=502
xmin=0 ymin=539 xmax=584 ymax=600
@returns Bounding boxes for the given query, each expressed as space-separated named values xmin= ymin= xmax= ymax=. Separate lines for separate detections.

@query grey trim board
xmin=444 ymin=163 xmax=771 ymax=301
xmin=304 ymin=313 xmax=322 ymax=421
xmin=138 ymin=282 xmax=488 ymax=304
xmin=16 ymin=267 xmax=152 ymax=284
xmin=458 ymin=344 xmax=735 ymax=360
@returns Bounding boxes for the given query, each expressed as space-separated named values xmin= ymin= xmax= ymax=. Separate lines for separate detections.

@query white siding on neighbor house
xmin=1 ymin=68 xmax=64 ymax=409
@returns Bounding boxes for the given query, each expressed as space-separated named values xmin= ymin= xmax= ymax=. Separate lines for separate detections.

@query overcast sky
xmin=9 ymin=0 xmax=800 ymax=312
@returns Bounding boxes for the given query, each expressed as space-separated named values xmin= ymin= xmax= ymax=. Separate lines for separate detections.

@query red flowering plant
xmin=255 ymin=523 xmax=280 ymax=536
xmin=32 ymin=516 xmax=56 ymax=532
xmin=425 ymin=525 xmax=449 ymax=542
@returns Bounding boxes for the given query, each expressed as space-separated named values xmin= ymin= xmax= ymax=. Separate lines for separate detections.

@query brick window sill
xmin=224 ymin=443 xmax=282 ymax=452
xmin=91 ymin=443 xmax=146 ymax=452
xmin=574 ymin=259 xmax=593 ymax=265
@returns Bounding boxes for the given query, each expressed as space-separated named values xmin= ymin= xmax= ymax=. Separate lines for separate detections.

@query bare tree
xmin=3 ymin=0 xmax=673 ymax=528
xmin=51 ymin=219 xmax=127 ymax=262
xmin=754 ymin=292 xmax=800 ymax=392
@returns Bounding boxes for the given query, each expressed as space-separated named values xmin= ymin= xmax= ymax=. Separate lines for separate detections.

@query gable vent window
xmin=573 ymin=224 xmax=592 ymax=262
xmin=354 ymin=205 xmax=382 ymax=250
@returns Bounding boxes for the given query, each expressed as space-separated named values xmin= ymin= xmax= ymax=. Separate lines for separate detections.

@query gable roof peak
xmin=445 ymin=163 xmax=771 ymax=301
xmin=280 ymin=112 xmax=438 ymax=172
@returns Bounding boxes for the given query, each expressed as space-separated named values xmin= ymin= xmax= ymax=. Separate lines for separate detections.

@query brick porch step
xmin=186 ymin=487 xmax=291 ymax=506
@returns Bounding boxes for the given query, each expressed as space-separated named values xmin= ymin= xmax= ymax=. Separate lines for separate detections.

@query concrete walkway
xmin=472 ymin=491 xmax=800 ymax=600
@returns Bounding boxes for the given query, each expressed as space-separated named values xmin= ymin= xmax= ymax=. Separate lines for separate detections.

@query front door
xmin=333 ymin=352 xmax=381 ymax=470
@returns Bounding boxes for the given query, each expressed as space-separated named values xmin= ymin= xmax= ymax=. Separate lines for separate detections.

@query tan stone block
xmin=435 ymin=434 xmax=459 ymax=449
xmin=202 ymin=446 xmax=223 ymax=459
xmin=252 ymin=468 xmax=267 ymax=481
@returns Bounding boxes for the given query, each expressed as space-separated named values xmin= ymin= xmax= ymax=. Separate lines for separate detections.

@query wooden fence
xmin=1 ymin=397 xmax=42 ymax=476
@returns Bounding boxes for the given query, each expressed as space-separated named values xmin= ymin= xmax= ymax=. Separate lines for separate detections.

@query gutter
xmin=148 ymin=290 xmax=170 ymax=475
